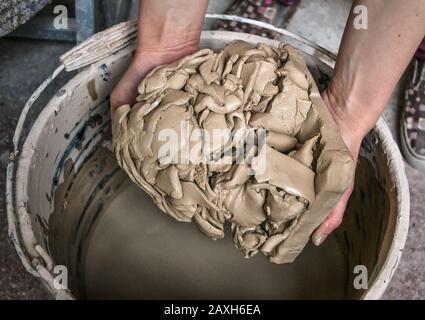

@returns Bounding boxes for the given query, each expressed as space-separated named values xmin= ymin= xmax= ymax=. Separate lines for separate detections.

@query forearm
xmin=136 ymin=0 xmax=209 ymax=57
xmin=327 ymin=0 xmax=425 ymax=144
xmin=110 ymin=0 xmax=208 ymax=110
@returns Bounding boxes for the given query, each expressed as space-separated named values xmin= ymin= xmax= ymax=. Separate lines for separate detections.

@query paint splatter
xmin=87 ymin=79 xmax=98 ymax=101
xmin=99 ymin=64 xmax=111 ymax=82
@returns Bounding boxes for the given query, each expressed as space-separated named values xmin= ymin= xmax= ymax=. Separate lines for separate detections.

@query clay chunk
xmin=112 ymin=41 xmax=354 ymax=264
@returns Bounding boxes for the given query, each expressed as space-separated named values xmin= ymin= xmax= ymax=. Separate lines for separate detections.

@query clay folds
xmin=112 ymin=40 xmax=354 ymax=263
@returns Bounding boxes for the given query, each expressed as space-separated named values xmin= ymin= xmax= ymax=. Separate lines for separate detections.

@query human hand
xmin=110 ymin=0 xmax=207 ymax=114
xmin=311 ymin=87 xmax=366 ymax=246
xmin=110 ymin=44 xmax=198 ymax=114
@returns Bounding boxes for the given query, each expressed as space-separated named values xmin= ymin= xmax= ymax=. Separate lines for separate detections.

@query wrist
xmin=322 ymin=87 xmax=366 ymax=158
xmin=136 ymin=0 xmax=207 ymax=58
xmin=136 ymin=32 xmax=200 ymax=56
xmin=133 ymin=36 xmax=200 ymax=69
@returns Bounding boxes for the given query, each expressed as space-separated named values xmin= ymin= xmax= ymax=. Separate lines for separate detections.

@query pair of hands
xmin=110 ymin=46 xmax=363 ymax=246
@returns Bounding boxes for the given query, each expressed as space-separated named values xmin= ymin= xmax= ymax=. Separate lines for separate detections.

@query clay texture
xmin=112 ymin=41 xmax=354 ymax=264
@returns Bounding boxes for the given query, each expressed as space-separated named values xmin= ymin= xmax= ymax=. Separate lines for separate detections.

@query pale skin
xmin=110 ymin=0 xmax=425 ymax=246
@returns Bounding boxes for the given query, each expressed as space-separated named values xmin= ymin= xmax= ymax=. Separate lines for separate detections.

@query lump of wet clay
xmin=112 ymin=40 xmax=354 ymax=264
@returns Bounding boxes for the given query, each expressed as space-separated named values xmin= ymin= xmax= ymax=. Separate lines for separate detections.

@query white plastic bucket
xmin=6 ymin=19 xmax=409 ymax=300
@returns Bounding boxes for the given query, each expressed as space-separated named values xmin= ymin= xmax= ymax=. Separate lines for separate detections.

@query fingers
xmin=110 ymin=84 xmax=137 ymax=114
xmin=311 ymin=184 xmax=353 ymax=246
xmin=110 ymin=66 xmax=143 ymax=114
xmin=110 ymin=49 xmax=199 ymax=115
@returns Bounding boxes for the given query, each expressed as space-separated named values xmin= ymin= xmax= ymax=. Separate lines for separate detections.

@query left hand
xmin=311 ymin=88 xmax=364 ymax=246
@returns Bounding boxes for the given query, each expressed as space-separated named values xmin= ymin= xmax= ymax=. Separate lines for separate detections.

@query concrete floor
xmin=0 ymin=0 xmax=424 ymax=299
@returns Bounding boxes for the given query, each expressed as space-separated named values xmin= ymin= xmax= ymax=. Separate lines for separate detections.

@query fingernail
xmin=312 ymin=234 xmax=327 ymax=246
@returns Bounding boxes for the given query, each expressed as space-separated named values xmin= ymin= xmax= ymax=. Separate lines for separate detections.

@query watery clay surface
xmin=47 ymin=150 xmax=386 ymax=299
xmin=112 ymin=40 xmax=354 ymax=264
xmin=84 ymin=183 xmax=347 ymax=299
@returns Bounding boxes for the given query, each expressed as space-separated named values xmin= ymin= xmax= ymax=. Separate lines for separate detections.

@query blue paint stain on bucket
xmin=99 ymin=64 xmax=111 ymax=82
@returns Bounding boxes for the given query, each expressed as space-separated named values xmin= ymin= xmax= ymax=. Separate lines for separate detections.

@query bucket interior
xmin=16 ymin=32 xmax=398 ymax=299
